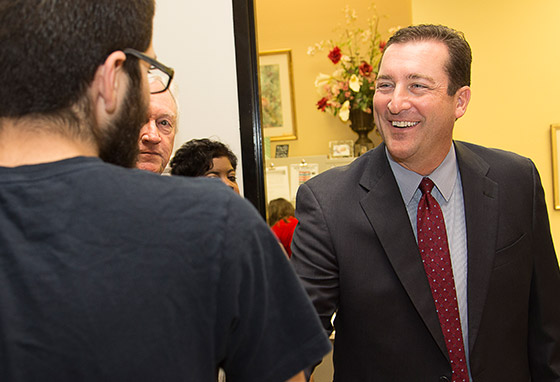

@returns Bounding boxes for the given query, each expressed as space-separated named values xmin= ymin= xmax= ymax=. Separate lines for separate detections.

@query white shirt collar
xmin=386 ymin=144 xmax=458 ymax=204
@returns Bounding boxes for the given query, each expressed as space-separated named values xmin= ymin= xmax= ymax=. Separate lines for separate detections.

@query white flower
xmin=307 ymin=42 xmax=325 ymax=56
xmin=315 ymin=73 xmax=332 ymax=89
xmin=339 ymin=100 xmax=350 ymax=122
xmin=349 ymin=74 xmax=361 ymax=92
xmin=332 ymin=68 xmax=345 ymax=80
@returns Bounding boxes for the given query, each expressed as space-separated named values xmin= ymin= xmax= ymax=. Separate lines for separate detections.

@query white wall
xmin=152 ymin=0 xmax=244 ymax=194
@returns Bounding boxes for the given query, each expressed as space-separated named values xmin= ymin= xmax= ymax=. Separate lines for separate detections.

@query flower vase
xmin=349 ymin=109 xmax=375 ymax=157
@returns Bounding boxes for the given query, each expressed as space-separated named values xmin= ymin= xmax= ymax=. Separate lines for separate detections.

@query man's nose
xmin=387 ymin=86 xmax=411 ymax=114
xmin=140 ymin=120 xmax=161 ymax=143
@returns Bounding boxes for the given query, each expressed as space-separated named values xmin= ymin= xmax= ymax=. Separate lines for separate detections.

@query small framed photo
xmin=329 ymin=140 xmax=354 ymax=158
xmin=275 ymin=144 xmax=289 ymax=158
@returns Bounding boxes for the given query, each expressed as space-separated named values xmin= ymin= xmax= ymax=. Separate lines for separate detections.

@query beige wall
xmin=255 ymin=0 xmax=412 ymax=157
xmin=152 ymin=0 xmax=244 ymax=193
xmin=411 ymin=0 xmax=560 ymax=250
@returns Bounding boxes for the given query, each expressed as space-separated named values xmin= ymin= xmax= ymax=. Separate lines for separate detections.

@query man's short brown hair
xmin=384 ymin=24 xmax=472 ymax=95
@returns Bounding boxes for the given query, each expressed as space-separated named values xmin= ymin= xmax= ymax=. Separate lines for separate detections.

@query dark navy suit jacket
xmin=292 ymin=141 xmax=560 ymax=381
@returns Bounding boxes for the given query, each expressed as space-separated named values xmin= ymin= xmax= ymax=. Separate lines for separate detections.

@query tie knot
xmin=419 ymin=177 xmax=435 ymax=195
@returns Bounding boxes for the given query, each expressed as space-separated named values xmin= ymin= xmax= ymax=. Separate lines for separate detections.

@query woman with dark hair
xmin=267 ymin=198 xmax=298 ymax=258
xmin=170 ymin=138 xmax=239 ymax=194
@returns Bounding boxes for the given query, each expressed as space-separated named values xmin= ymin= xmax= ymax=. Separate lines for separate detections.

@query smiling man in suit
xmin=291 ymin=24 xmax=560 ymax=381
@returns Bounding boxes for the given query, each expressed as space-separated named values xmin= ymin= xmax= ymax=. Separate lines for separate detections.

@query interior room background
xmin=152 ymin=0 xmax=559 ymax=251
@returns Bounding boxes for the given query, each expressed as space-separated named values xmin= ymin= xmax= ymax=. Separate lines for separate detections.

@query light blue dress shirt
xmin=386 ymin=145 xmax=472 ymax=379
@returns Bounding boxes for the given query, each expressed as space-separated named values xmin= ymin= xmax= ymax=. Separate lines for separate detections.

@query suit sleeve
xmin=527 ymin=162 xmax=560 ymax=379
xmin=291 ymin=182 xmax=339 ymax=335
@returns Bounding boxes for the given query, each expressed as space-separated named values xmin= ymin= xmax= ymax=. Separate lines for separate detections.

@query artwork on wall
xmin=329 ymin=140 xmax=354 ymax=158
xmin=275 ymin=144 xmax=289 ymax=158
xmin=551 ymin=124 xmax=560 ymax=209
xmin=259 ymin=50 xmax=297 ymax=141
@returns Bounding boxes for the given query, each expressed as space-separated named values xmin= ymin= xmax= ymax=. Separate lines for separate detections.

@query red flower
xmin=316 ymin=97 xmax=329 ymax=111
xmin=328 ymin=46 xmax=342 ymax=64
xmin=379 ymin=41 xmax=387 ymax=52
xmin=359 ymin=61 xmax=373 ymax=77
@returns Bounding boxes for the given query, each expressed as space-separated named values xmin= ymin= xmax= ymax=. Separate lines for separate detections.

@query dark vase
xmin=349 ymin=109 xmax=375 ymax=156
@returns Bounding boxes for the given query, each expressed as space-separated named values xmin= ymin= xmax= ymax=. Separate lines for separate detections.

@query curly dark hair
xmin=170 ymin=139 xmax=238 ymax=177
xmin=0 ymin=0 xmax=154 ymax=121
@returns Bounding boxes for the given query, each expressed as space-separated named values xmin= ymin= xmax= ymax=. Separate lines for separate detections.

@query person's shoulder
xmin=457 ymin=141 xmax=529 ymax=161
xmin=306 ymin=145 xmax=383 ymax=187
xmin=456 ymin=141 xmax=534 ymax=171
xmin=108 ymin=163 xmax=225 ymax=194
xmin=92 ymin=161 xmax=252 ymax=218
xmin=455 ymin=141 xmax=538 ymax=189
xmin=273 ymin=216 xmax=297 ymax=229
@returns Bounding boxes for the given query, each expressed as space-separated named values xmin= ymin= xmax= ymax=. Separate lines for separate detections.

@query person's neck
xmin=0 ymin=118 xmax=98 ymax=167
xmin=387 ymin=142 xmax=453 ymax=177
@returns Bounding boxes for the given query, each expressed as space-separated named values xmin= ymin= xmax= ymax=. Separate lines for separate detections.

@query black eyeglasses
xmin=123 ymin=48 xmax=175 ymax=94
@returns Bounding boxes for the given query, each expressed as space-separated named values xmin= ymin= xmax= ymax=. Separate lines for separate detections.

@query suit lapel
xmin=455 ymin=142 xmax=499 ymax=353
xmin=358 ymin=143 xmax=500 ymax=359
xmin=358 ymin=146 xmax=449 ymax=358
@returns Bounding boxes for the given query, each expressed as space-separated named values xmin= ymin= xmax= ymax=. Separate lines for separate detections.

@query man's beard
xmin=96 ymin=70 xmax=149 ymax=168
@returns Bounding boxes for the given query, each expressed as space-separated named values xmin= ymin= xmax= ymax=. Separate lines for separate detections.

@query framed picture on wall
xmin=275 ymin=144 xmax=289 ymax=158
xmin=551 ymin=124 xmax=560 ymax=209
xmin=329 ymin=140 xmax=354 ymax=158
xmin=259 ymin=50 xmax=297 ymax=141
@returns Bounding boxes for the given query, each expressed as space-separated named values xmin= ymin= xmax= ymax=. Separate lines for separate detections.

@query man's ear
xmin=91 ymin=51 xmax=128 ymax=115
xmin=454 ymin=86 xmax=471 ymax=120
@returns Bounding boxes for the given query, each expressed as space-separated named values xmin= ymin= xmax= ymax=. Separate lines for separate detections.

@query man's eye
xmin=157 ymin=119 xmax=174 ymax=133
xmin=375 ymin=82 xmax=392 ymax=90
xmin=228 ymin=175 xmax=237 ymax=182
xmin=411 ymin=83 xmax=433 ymax=91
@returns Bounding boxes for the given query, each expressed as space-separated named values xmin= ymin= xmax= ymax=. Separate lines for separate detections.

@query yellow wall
xmin=255 ymin=0 xmax=412 ymax=157
xmin=256 ymin=0 xmax=559 ymax=249
xmin=411 ymin=0 xmax=560 ymax=249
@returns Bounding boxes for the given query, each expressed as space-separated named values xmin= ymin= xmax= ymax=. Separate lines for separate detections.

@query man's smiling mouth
xmin=391 ymin=121 xmax=419 ymax=128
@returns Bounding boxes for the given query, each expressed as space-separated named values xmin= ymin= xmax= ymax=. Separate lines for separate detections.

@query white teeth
xmin=392 ymin=121 xmax=419 ymax=128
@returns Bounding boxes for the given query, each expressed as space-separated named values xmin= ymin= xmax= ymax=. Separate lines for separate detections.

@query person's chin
xmin=136 ymin=160 xmax=163 ymax=174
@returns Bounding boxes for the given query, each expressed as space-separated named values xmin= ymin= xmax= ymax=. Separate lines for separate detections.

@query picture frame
xmin=551 ymin=124 xmax=560 ymax=209
xmin=259 ymin=50 xmax=297 ymax=141
xmin=329 ymin=140 xmax=354 ymax=158
xmin=275 ymin=144 xmax=289 ymax=158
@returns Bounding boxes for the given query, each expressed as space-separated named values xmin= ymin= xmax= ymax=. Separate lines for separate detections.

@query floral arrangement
xmin=308 ymin=6 xmax=388 ymax=122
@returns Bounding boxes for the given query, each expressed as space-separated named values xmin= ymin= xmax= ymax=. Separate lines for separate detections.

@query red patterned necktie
xmin=417 ymin=177 xmax=468 ymax=382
